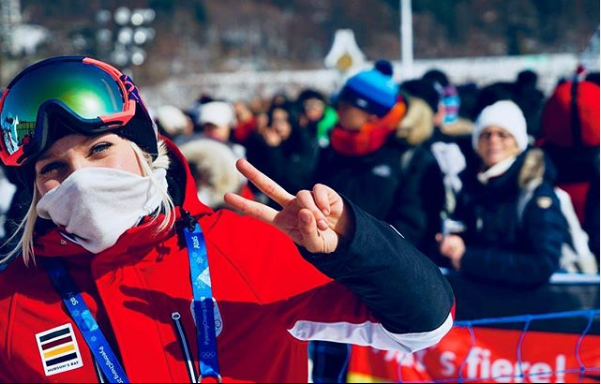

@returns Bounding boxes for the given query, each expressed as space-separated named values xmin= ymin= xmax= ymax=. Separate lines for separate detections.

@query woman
xmin=0 ymin=57 xmax=454 ymax=383
xmin=244 ymin=103 xmax=320 ymax=198
xmin=438 ymin=100 xmax=569 ymax=287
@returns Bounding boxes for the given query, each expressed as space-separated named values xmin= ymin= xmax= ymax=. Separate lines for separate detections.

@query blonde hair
xmin=1 ymin=139 xmax=174 ymax=266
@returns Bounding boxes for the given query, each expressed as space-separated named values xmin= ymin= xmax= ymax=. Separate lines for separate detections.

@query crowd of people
xmin=70 ymin=61 xmax=598 ymax=282
xmin=2 ymin=61 xmax=600 ymax=279
xmin=0 ymin=56 xmax=598 ymax=382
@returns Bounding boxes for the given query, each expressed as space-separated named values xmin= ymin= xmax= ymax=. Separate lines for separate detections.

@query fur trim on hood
xmin=397 ymin=97 xmax=434 ymax=146
xmin=179 ymin=139 xmax=246 ymax=209
xmin=519 ymin=148 xmax=546 ymax=190
xmin=440 ymin=117 xmax=474 ymax=137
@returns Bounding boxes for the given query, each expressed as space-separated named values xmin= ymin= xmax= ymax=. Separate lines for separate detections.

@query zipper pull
xmin=181 ymin=209 xmax=197 ymax=232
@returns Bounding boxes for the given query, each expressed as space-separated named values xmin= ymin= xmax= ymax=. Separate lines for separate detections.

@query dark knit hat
xmin=337 ymin=61 xmax=400 ymax=117
xmin=297 ymin=89 xmax=326 ymax=104
xmin=401 ymin=79 xmax=441 ymax=113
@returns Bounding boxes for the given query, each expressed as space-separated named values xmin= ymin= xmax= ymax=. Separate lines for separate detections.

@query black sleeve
xmin=299 ymin=199 xmax=455 ymax=334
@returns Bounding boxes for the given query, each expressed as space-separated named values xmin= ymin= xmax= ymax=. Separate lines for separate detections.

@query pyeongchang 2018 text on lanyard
xmin=42 ymin=257 xmax=129 ymax=384
xmin=183 ymin=223 xmax=222 ymax=383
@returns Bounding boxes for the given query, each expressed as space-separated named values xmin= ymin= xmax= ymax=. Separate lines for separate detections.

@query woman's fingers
xmin=224 ymin=193 xmax=278 ymax=224
xmin=230 ymin=161 xmax=345 ymax=252
xmin=236 ymin=159 xmax=294 ymax=207
xmin=235 ymin=160 xmax=336 ymax=232
xmin=296 ymin=190 xmax=329 ymax=231
xmin=298 ymin=209 xmax=321 ymax=253
xmin=312 ymin=184 xmax=331 ymax=216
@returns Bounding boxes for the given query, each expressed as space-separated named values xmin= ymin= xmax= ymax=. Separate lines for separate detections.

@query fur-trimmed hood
xmin=518 ymin=148 xmax=558 ymax=191
xmin=397 ymin=97 xmax=434 ymax=146
xmin=179 ymin=138 xmax=246 ymax=209
xmin=440 ymin=117 xmax=474 ymax=137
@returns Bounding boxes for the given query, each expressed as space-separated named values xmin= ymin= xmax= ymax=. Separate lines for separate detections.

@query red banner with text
xmin=348 ymin=328 xmax=600 ymax=383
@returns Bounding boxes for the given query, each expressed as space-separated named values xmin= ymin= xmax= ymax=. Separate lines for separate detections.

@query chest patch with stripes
xmin=35 ymin=324 xmax=84 ymax=376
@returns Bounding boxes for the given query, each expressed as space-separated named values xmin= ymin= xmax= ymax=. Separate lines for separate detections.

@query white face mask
xmin=37 ymin=167 xmax=169 ymax=254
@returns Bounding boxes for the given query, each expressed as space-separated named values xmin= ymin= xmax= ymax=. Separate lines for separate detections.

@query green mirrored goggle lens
xmin=1 ymin=62 xmax=125 ymax=155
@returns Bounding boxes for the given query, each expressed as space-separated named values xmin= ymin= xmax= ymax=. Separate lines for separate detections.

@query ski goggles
xmin=0 ymin=56 xmax=148 ymax=166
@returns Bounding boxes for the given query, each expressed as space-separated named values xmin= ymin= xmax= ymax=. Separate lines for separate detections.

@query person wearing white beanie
xmin=472 ymin=100 xmax=528 ymax=170
xmin=198 ymin=101 xmax=237 ymax=142
xmin=155 ymin=105 xmax=194 ymax=140
xmin=437 ymin=99 xmax=571 ymax=288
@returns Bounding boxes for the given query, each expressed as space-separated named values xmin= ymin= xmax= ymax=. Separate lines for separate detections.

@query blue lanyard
xmin=42 ymin=257 xmax=130 ymax=384
xmin=42 ymin=223 xmax=220 ymax=383
xmin=183 ymin=223 xmax=221 ymax=383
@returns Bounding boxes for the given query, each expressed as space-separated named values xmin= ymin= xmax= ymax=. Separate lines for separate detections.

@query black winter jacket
xmin=313 ymin=139 xmax=445 ymax=253
xmin=245 ymin=127 xmax=320 ymax=196
xmin=453 ymin=150 xmax=570 ymax=287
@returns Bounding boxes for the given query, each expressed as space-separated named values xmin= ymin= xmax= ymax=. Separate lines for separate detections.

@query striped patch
xmin=36 ymin=324 xmax=83 ymax=376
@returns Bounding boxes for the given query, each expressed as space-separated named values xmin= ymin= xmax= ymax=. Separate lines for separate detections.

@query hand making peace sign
xmin=224 ymin=159 xmax=354 ymax=254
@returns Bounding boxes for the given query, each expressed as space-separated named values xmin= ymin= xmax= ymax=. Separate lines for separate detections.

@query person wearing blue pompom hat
xmin=309 ymin=61 xmax=448 ymax=383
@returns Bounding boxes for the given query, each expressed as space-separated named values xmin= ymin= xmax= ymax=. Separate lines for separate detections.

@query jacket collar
xmin=477 ymin=156 xmax=518 ymax=185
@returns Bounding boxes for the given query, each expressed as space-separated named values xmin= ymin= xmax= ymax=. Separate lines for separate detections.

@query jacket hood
xmin=397 ymin=97 xmax=434 ymax=146
xmin=518 ymin=148 xmax=557 ymax=190
xmin=31 ymin=137 xmax=213 ymax=261
xmin=440 ymin=117 xmax=474 ymax=137
xmin=179 ymin=138 xmax=246 ymax=210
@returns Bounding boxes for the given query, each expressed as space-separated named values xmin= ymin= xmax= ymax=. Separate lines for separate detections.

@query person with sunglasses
xmin=438 ymin=100 xmax=570 ymax=287
xmin=0 ymin=57 xmax=454 ymax=383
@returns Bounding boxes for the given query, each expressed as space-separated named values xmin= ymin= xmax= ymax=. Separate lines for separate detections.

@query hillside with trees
xmin=6 ymin=0 xmax=601 ymax=84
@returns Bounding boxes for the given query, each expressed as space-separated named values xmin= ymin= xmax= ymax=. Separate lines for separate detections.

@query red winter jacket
xmin=0 ymin=140 xmax=454 ymax=383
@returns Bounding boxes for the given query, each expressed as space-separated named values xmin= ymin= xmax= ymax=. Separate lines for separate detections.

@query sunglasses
xmin=479 ymin=130 xmax=513 ymax=141
xmin=0 ymin=56 xmax=147 ymax=166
